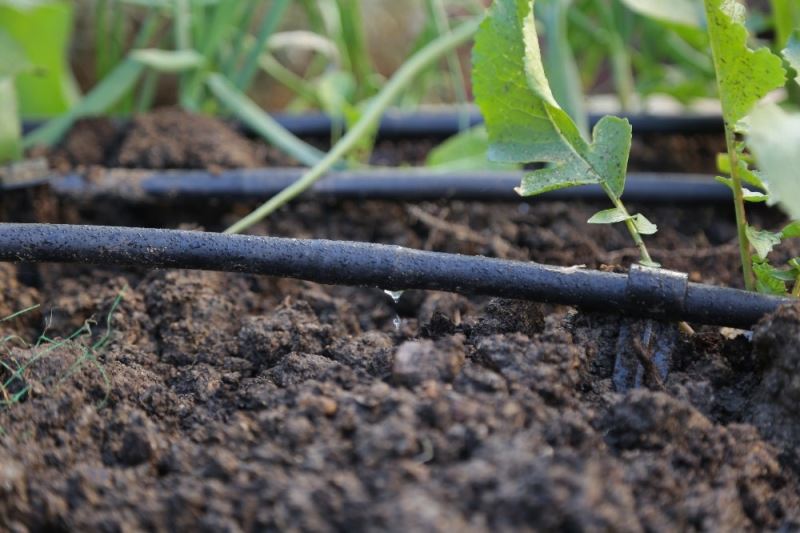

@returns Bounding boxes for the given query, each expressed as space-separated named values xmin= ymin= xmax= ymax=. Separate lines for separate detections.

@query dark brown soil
xmin=2 ymin=110 xmax=800 ymax=531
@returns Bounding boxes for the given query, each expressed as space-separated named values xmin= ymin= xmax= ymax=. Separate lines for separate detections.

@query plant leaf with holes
xmin=473 ymin=0 xmax=632 ymax=198
xmin=703 ymin=0 xmax=785 ymax=130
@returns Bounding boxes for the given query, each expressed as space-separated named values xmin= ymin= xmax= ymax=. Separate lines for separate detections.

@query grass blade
xmin=207 ymin=73 xmax=327 ymax=167
xmin=224 ymin=17 xmax=481 ymax=234
xmin=234 ymin=0 xmax=291 ymax=91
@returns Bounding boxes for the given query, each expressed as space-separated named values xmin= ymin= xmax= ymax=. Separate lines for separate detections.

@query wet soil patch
xmin=2 ymin=111 xmax=799 ymax=531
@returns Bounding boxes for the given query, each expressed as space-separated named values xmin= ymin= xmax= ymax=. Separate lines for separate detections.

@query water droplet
xmin=383 ymin=289 xmax=404 ymax=303
xmin=393 ymin=315 xmax=402 ymax=331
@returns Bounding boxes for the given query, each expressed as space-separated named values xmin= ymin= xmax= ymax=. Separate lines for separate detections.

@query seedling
xmin=473 ymin=0 xmax=658 ymax=267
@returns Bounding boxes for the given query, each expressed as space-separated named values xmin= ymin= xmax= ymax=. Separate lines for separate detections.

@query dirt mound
xmin=47 ymin=109 xmax=265 ymax=170
xmin=1 ymin=263 xmax=799 ymax=531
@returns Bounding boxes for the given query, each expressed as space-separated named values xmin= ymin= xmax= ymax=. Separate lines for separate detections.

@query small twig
xmin=631 ymin=333 xmax=666 ymax=392
xmin=407 ymin=205 xmax=516 ymax=257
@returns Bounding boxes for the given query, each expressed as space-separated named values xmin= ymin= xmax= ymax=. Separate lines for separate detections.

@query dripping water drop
xmin=383 ymin=289 xmax=404 ymax=303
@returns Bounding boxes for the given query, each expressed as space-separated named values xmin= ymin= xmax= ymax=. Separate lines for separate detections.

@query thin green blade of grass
xmin=224 ymin=16 xmax=481 ymax=235
xmin=233 ymin=0 xmax=291 ymax=92
xmin=206 ymin=73 xmax=328 ymax=167
xmin=182 ymin=0 xmax=243 ymax=108
xmin=334 ymin=0 xmax=375 ymax=100
xmin=428 ymin=0 xmax=471 ymax=131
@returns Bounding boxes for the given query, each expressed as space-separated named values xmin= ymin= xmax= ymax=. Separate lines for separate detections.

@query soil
xmin=2 ymin=109 xmax=800 ymax=531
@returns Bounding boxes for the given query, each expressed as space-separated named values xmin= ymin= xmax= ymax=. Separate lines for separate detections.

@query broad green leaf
xmin=746 ymin=225 xmax=782 ymax=259
xmin=426 ymin=126 xmax=518 ymax=171
xmin=632 ymin=214 xmax=658 ymax=235
xmin=130 ymin=49 xmax=205 ymax=72
xmin=747 ymin=104 xmax=800 ymax=219
xmin=753 ymin=260 xmax=789 ymax=295
xmin=473 ymin=0 xmax=632 ymax=197
xmin=782 ymin=220 xmax=800 ymax=238
xmin=588 ymin=207 xmax=630 ymax=224
xmin=782 ymin=34 xmax=800 ymax=86
xmin=0 ymin=77 xmax=22 ymax=163
xmin=0 ymin=1 xmax=79 ymax=117
xmin=703 ymin=0 xmax=785 ymax=129
xmin=0 ymin=29 xmax=31 ymax=78
xmin=621 ymin=0 xmax=705 ymax=27
xmin=714 ymin=176 xmax=769 ymax=202
xmin=23 ymin=58 xmax=144 ymax=148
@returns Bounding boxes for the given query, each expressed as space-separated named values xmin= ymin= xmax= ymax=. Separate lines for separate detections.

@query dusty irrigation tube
xmin=0 ymin=224 xmax=788 ymax=329
xmin=269 ymin=110 xmax=724 ymax=137
xmin=11 ymin=169 xmax=730 ymax=204
xmin=21 ymin=111 xmax=724 ymax=140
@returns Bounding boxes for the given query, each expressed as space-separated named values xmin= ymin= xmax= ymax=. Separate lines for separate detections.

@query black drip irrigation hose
xmin=0 ymin=224 xmax=789 ymax=329
xmin=21 ymin=110 xmax=723 ymax=140
xmin=31 ymin=169 xmax=730 ymax=204
xmin=269 ymin=110 xmax=724 ymax=138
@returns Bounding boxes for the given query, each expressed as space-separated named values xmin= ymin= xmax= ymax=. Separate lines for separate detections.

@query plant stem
xmin=724 ymin=127 xmax=755 ymax=291
xmin=224 ymin=17 xmax=481 ymax=235
xmin=793 ymin=275 xmax=800 ymax=298
xmin=602 ymin=184 xmax=655 ymax=266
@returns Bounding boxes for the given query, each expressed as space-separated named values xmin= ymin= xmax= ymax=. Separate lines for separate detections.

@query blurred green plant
xmin=0 ymin=0 xmax=79 ymax=118
xmin=0 ymin=29 xmax=32 ymax=164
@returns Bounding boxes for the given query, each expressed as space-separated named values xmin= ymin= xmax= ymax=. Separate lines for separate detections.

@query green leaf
xmin=632 ymin=214 xmax=659 ymax=235
xmin=588 ymin=207 xmax=630 ymax=224
xmin=747 ymin=104 xmax=800 ymax=220
xmin=746 ymin=225 xmax=782 ymax=260
xmin=620 ymin=0 xmax=705 ymax=27
xmin=426 ymin=126 xmax=518 ymax=171
xmin=0 ymin=2 xmax=79 ymax=117
xmin=473 ymin=0 xmax=632 ymax=197
xmin=716 ymin=152 xmax=766 ymax=190
xmin=782 ymin=33 xmax=800 ymax=87
xmin=714 ymin=175 xmax=769 ymax=202
xmin=782 ymin=220 xmax=800 ymax=238
xmin=130 ymin=49 xmax=205 ymax=72
xmin=753 ymin=260 xmax=789 ymax=295
xmin=703 ymin=0 xmax=785 ymax=129
xmin=0 ymin=77 xmax=22 ymax=163
xmin=23 ymin=58 xmax=144 ymax=148
xmin=0 ymin=29 xmax=32 ymax=78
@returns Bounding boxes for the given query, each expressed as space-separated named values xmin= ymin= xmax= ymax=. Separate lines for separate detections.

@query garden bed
xmin=1 ymin=110 xmax=800 ymax=531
